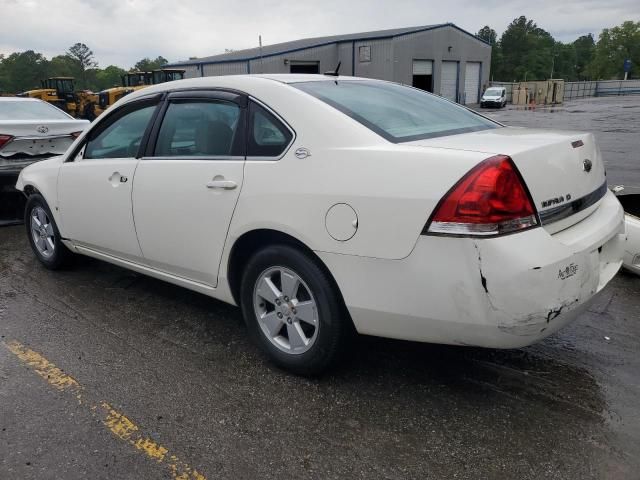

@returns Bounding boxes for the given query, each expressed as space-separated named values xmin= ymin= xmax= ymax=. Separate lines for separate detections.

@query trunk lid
xmin=0 ymin=119 xmax=88 ymax=158
xmin=407 ymin=127 xmax=606 ymax=234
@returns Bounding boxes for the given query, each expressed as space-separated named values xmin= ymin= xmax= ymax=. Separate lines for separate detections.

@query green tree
xmin=49 ymin=54 xmax=78 ymax=78
xmin=66 ymin=43 xmax=97 ymax=88
xmin=478 ymin=26 xmax=502 ymax=80
xmin=588 ymin=21 xmax=640 ymax=79
xmin=477 ymin=26 xmax=497 ymax=45
xmin=498 ymin=16 xmax=555 ymax=81
xmin=550 ymin=41 xmax=577 ymax=80
xmin=133 ymin=56 xmax=168 ymax=72
xmin=95 ymin=65 xmax=127 ymax=90
xmin=0 ymin=50 xmax=49 ymax=93
xmin=573 ymin=34 xmax=595 ymax=80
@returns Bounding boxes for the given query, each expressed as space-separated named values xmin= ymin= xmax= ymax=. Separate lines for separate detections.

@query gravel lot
xmin=1 ymin=95 xmax=639 ymax=479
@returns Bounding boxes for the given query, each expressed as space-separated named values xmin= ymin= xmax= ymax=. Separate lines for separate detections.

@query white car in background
xmin=0 ymin=97 xmax=89 ymax=174
xmin=480 ymin=86 xmax=507 ymax=108
xmin=0 ymin=97 xmax=89 ymax=225
xmin=16 ymin=75 xmax=625 ymax=375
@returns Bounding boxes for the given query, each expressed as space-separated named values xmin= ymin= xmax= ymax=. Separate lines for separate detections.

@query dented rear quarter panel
xmin=318 ymin=191 xmax=625 ymax=347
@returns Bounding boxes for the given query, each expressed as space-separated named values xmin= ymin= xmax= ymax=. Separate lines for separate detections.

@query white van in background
xmin=480 ymin=87 xmax=507 ymax=108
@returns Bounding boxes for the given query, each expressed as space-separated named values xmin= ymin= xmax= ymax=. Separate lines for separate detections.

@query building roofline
xmin=167 ymin=23 xmax=490 ymax=68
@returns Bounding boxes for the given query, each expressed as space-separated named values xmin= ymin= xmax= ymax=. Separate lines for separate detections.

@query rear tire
xmin=25 ymin=194 xmax=73 ymax=270
xmin=240 ymin=244 xmax=350 ymax=375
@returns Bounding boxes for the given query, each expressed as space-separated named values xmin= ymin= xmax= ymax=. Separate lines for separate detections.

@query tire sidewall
xmin=240 ymin=245 xmax=345 ymax=375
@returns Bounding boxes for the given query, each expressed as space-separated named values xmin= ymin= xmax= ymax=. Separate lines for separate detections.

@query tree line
xmin=0 ymin=43 xmax=169 ymax=94
xmin=478 ymin=17 xmax=639 ymax=82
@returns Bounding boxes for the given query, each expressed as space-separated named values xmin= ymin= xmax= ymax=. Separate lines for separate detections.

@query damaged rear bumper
xmin=317 ymin=190 xmax=625 ymax=348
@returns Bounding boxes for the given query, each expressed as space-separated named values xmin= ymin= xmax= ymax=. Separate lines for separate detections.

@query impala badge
xmin=37 ymin=125 xmax=49 ymax=134
xmin=583 ymin=159 xmax=592 ymax=173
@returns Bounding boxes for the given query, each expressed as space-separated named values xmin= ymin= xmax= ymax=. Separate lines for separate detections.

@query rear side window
xmin=154 ymin=101 xmax=242 ymax=157
xmin=248 ymin=102 xmax=293 ymax=157
xmin=84 ymin=103 xmax=157 ymax=159
xmin=293 ymin=80 xmax=498 ymax=143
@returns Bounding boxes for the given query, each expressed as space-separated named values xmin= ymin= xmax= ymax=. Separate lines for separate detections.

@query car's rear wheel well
xmin=23 ymin=185 xmax=40 ymax=196
xmin=227 ymin=229 xmax=351 ymax=322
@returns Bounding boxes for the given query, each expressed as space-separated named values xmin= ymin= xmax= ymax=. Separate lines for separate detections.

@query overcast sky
xmin=1 ymin=0 xmax=637 ymax=68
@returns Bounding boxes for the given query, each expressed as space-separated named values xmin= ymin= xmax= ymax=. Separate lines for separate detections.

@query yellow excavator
xmin=18 ymin=77 xmax=98 ymax=120
xmin=93 ymin=69 xmax=185 ymax=117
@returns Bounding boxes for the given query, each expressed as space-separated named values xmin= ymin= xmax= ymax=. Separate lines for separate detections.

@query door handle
xmin=108 ymin=172 xmax=128 ymax=187
xmin=206 ymin=179 xmax=237 ymax=190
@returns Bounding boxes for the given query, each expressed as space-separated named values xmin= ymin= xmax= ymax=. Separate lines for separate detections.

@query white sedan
xmin=0 ymin=97 xmax=89 ymax=174
xmin=16 ymin=75 xmax=625 ymax=374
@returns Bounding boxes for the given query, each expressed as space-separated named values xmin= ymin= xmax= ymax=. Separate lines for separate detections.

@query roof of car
xmin=0 ymin=96 xmax=41 ymax=102
xmin=122 ymin=74 xmax=381 ymax=99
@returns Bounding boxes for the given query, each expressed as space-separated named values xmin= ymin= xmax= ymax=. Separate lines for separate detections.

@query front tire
xmin=240 ymin=244 xmax=350 ymax=375
xmin=25 ymin=194 xmax=73 ymax=270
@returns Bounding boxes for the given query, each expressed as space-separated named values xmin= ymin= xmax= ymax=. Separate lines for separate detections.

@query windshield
xmin=293 ymin=80 xmax=498 ymax=142
xmin=484 ymin=88 xmax=503 ymax=96
xmin=0 ymin=100 xmax=71 ymax=120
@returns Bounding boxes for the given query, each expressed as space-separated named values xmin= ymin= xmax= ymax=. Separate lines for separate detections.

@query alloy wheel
xmin=30 ymin=206 xmax=55 ymax=258
xmin=253 ymin=266 xmax=319 ymax=354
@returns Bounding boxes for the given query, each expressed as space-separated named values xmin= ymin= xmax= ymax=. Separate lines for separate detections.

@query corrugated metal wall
xmin=353 ymin=39 xmax=394 ymax=81
xmin=182 ymin=64 xmax=201 ymax=79
xmin=202 ymin=62 xmax=248 ymax=76
xmin=177 ymin=25 xmax=492 ymax=102
xmin=248 ymin=44 xmax=338 ymax=74
xmin=337 ymin=43 xmax=354 ymax=75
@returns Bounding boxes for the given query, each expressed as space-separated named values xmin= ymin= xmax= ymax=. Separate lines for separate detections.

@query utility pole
xmin=259 ymin=35 xmax=263 ymax=74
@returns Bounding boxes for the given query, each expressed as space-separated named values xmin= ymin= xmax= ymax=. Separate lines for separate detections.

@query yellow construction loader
xmin=18 ymin=77 xmax=78 ymax=115
xmin=18 ymin=77 xmax=98 ymax=120
xmin=93 ymin=69 xmax=185 ymax=117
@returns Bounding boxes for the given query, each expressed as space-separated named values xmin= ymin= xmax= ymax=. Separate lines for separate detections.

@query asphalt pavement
xmin=1 ymin=95 xmax=640 ymax=479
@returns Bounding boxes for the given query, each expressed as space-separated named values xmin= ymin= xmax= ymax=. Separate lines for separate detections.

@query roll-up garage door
xmin=440 ymin=61 xmax=458 ymax=102
xmin=412 ymin=60 xmax=433 ymax=92
xmin=413 ymin=60 xmax=433 ymax=75
xmin=464 ymin=62 xmax=481 ymax=104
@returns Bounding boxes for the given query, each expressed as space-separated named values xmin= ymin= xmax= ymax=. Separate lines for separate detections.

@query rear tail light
xmin=424 ymin=155 xmax=539 ymax=236
xmin=0 ymin=134 xmax=14 ymax=149
xmin=70 ymin=131 xmax=83 ymax=139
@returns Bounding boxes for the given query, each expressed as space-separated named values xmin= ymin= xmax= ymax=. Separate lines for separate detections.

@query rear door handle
xmin=206 ymin=179 xmax=237 ymax=190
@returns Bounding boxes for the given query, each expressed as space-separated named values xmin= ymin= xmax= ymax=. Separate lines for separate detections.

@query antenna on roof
xmin=324 ymin=61 xmax=341 ymax=76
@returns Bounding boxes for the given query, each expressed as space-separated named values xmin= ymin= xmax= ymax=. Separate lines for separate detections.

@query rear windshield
xmin=292 ymin=80 xmax=499 ymax=142
xmin=0 ymin=100 xmax=71 ymax=120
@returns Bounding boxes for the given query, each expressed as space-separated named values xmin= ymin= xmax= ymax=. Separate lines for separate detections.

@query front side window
xmin=154 ymin=101 xmax=241 ymax=157
xmin=84 ymin=103 xmax=157 ymax=159
xmin=293 ymin=80 xmax=499 ymax=142
xmin=248 ymin=102 xmax=292 ymax=157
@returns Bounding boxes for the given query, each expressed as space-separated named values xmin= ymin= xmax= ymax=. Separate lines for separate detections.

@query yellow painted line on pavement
xmin=6 ymin=340 xmax=81 ymax=393
xmin=4 ymin=340 xmax=206 ymax=480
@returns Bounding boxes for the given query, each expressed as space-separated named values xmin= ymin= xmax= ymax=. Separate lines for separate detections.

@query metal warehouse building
xmin=167 ymin=23 xmax=492 ymax=104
